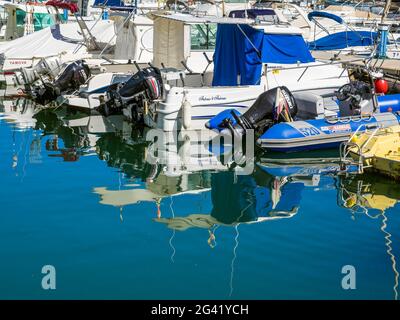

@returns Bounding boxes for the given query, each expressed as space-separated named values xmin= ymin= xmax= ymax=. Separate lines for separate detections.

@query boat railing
xmin=353 ymin=1 xmax=367 ymax=10
xmin=339 ymin=141 xmax=365 ymax=173
xmin=347 ymin=121 xmax=378 ymax=143
xmin=266 ymin=58 xmax=364 ymax=83
xmin=360 ymin=126 xmax=381 ymax=150
xmin=339 ymin=123 xmax=381 ymax=173
xmin=325 ymin=113 xmax=374 ymax=125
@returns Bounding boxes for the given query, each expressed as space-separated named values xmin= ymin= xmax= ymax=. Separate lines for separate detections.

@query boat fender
xmin=375 ymin=79 xmax=389 ymax=95
xmin=182 ymin=98 xmax=191 ymax=129
xmin=350 ymin=135 xmax=359 ymax=144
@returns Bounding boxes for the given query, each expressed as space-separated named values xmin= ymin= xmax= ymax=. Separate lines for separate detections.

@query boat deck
xmin=313 ymin=51 xmax=400 ymax=77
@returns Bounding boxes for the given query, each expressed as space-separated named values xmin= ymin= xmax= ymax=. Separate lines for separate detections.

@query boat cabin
xmin=0 ymin=1 xmax=64 ymax=41
xmin=150 ymin=11 xmax=347 ymax=94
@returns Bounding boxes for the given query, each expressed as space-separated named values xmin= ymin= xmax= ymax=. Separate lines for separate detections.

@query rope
xmin=169 ymin=196 xmax=176 ymax=263
xmin=229 ymin=190 xmax=253 ymax=297
xmin=236 ymin=24 xmax=261 ymax=58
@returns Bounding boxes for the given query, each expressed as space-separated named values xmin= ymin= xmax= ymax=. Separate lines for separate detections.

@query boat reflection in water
xmin=0 ymin=98 xmax=42 ymax=174
xmin=93 ymin=129 xmax=222 ymax=221
xmin=1 ymin=99 xmax=400 ymax=299
xmin=338 ymin=173 xmax=400 ymax=300
xmin=95 ymin=133 xmax=347 ymax=241
xmin=339 ymin=174 xmax=400 ymax=217
xmin=91 ymin=133 xmax=329 ymax=296
xmin=154 ymin=168 xmax=300 ymax=233
xmin=0 ymin=97 xmax=39 ymax=130
xmin=35 ymin=107 xmax=133 ymax=162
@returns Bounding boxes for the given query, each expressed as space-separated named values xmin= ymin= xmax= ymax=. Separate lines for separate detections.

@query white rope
xmin=169 ymin=196 xmax=176 ymax=263
xmin=229 ymin=191 xmax=253 ymax=297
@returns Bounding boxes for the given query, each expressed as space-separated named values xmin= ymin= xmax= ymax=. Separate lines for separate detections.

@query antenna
xmin=381 ymin=0 xmax=392 ymax=23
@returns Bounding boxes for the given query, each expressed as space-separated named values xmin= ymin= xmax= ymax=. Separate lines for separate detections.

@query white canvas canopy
xmin=0 ymin=20 xmax=115 ymax=69
xmin=113 ymin=15 xmax=153 ymax=61
xmin=114 ymin=18 xmax=138 ymax=60
xmin=150 ymin=12 xmax=303 ymax=70
xmin=150 ymin=12 xmax=253 ymax=70
xmin=152 ymin=16 xmax=189 ymax=69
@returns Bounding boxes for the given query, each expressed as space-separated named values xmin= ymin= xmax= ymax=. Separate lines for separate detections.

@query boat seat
xmin=293 ymin=92 xmax=340 ymax=120
xmin=293 ymin=92 xmax=326 ymax=120
xmin=160 ymin=68 xmax=186 ymax=88
xmin=160 ymin=68 xmax=186 ymax=81
xmin=323 ymin=96 xmax=340 ymax=117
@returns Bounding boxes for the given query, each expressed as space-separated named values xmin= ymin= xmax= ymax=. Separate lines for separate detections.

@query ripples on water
xmin=0 ymin=97 xmax=399 ymax=299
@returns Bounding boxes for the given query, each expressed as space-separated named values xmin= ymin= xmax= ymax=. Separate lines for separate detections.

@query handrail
xmin=360 ymin=126 xmax=380 ymax=152
xmin=340 ymin=119 xmax=387 ymax=174
xmin=268 ymin=57 xmax=365 ymax=84
xmin=346 ymin=121 xmax=378 ymax=143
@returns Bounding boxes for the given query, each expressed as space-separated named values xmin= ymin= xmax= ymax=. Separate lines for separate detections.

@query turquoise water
xmin=0 ymin=98 xmax=399 ymax=300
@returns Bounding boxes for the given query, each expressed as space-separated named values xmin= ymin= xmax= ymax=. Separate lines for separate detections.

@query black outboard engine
xmin=101 ymin=67 xmax=163 ymax=120
xmin=31 ymin=60 xmax=91 ymax=105
xmin=221 ymin=86 xmax=297 ymax=138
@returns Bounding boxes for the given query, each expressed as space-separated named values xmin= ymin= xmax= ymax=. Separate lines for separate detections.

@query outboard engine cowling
xmin=118 ymin=67 xmax=163 ymax=103
xmin=206 ymin=86 xmax=297 ymax=138
xmin=239 ymin=86 xmax=297 ymax=132
xmin=18 ymin=57 xmax=63 ymax=86
xmin=31 ymin=60 xmax=91 ymax=105
xmin=100 ymin=67 xmax=163 ymax=119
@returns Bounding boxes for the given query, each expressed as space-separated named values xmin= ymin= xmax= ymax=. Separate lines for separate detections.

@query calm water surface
xmin=0 ymin=97 xmax=399 ymax=299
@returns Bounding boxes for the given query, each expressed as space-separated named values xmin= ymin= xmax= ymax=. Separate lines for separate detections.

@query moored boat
xmin=95 ymin=11 xmax=348 ymax=130
xmin=207 ymin=80 xmax=400 ymax=153
xmin=341 ymin=124 xmax=400 ymax=179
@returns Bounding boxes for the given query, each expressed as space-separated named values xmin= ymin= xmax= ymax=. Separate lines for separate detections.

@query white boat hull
xmin=146 ymin=62 xmax=349 ymax=131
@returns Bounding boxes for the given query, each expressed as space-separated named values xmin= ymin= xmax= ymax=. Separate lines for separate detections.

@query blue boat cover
xmin=308 ymin=31 xmax=377 ymax=50
xmin=212 ymin=24 xmax=315 ymax=86
xmin=229 ymin=9 xmax=275 ymax=19
xmin=93 ymin=0 xmax=125 ymax=6
xmin=108 ymin=6 xmax=137 ymax=11
xmin=307 ymin=11 xmax=344 ymax=24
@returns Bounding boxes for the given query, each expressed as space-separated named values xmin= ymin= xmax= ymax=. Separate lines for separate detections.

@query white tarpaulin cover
xmin=0 ymin=20 xmax=116 ymax=60
xmin=114 ymin=17 xmax=138 ymax=60
xmin=152 ymin=17 xmax=189 ymax=69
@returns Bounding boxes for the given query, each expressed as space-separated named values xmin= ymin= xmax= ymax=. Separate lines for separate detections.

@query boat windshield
xmin=190 ymin=24 xmax=217 ymax=50
xmin=16 ymin=9 xmax=65 ymax=32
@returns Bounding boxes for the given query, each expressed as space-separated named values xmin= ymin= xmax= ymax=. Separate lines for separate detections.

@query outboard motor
xmin=100 ymin=67 xmax=163 ymax=120
xmin=18 ymin=57 xmax=63 ymax=86
xmin=31 ymin=60 xmax=91 ymax=105
xmin=208 ymin=86 xmax=297 ymax=139
xmin=118 ymin=67 xmax=163 ymax=103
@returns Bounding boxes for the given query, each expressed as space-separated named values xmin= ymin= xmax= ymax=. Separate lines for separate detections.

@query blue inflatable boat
xmin=258 ymin=112 xmax=400 ymax=152
xmin=206 ymin=84 xmax=400 ymax=153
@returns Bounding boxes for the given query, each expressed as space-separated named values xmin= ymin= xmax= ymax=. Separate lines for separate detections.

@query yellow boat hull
xmin=348 ymin=125 xmax=400 ymax=180
xmin=371 ymin=155 xmax=400 ymax=180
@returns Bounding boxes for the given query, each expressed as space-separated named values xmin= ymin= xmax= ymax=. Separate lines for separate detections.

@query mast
xmin=382 ymin=0 xmax=392 ymax=22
